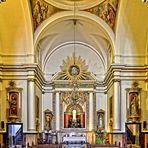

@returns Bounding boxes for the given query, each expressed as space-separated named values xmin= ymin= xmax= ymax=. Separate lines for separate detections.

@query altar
xmin=62 ymin=133 xmax=86 ymax=144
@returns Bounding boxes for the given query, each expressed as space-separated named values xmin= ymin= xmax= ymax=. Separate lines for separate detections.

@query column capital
xmin=114 ymin=79 xmax=121 ymax=82
xmin=27 ymin=78 xmax=35 ymax=82
xmin=145 ymin=79 xmax=148 ymax=83
xmin=88 ymin=91 xmax=94 ymax=94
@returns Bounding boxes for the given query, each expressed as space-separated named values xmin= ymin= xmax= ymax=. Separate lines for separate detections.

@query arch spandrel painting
xmin=126 ymin=82 xmax=142 ymax=122
xmin=30 ymin=0 xmax=119 ymax=31
xmin=86 ymin=0 xmax=119 ymax=30
xmin=30 ymin=0 xmax=61 ymax=30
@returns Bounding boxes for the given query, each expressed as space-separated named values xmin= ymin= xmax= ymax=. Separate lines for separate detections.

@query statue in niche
xmin=129 ymin=92 xmax=139 ymax=117
xmin=97 ymin=109 xmax=105 ymax=131
xmin=126 ymin=81 xmax=141 ymax=122
xmin=44 ymin=109 xmax=53 ymax=131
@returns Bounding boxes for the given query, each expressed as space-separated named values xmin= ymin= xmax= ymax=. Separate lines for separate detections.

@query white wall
xmin=44 ymin=43 xmax=105 ymax=81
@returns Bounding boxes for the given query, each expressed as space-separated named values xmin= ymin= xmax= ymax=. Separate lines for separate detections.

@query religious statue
xmin=126 ymin=82 xmax=141 ymax=122
xmin=129 ymin=92 xmax=139 ymax=117
xmin=98 ymin=114 xmax=103 ymax=128
xmin=97 ymin=109 xmax=105 ymax=130
xmin=8 ymin=93 xmax=18 ymax=116
xmin=44 ymin=109 xmax=53 ymax=131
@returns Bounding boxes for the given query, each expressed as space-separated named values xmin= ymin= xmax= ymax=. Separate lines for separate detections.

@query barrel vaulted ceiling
xmin=30 ymin=0 xmax=119 ymax=81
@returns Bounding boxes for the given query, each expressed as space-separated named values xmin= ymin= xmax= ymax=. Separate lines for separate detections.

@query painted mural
xmin=86 ymin=0 xmax=119 ymax=30
xmin=30 ymin=0 xmax=60 ymax=30
xmin=30 ymin=0 xmax=119 ymax=31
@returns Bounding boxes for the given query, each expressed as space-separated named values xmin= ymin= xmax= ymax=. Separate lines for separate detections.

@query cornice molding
xmin=0 ymin=64 xmax=45 ymax=88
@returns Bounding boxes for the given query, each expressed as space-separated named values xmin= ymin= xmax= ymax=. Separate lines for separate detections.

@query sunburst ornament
xmin=59 ymin=53 xmax=89 ymax=80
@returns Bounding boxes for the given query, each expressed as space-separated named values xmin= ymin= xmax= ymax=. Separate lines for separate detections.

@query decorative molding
xmin=27 ymin=78 xmax=35 ymax=82
xmin=43 ymin=0 xmax=105 ymax=10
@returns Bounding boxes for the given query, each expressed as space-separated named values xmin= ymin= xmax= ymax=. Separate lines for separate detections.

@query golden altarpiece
xmin=51 ymin=54 xmax=97 ymax=133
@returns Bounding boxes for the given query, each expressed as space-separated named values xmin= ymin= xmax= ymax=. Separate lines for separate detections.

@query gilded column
xmin=55 ymin=92 xmax=60 ymax=131
xmin=113 ymin=79 xmax=121 ymax=131
xmin=27 ymin=78 xmax=36 ymax=131
xmin=89 ymin=92 xmax=94 ymax=131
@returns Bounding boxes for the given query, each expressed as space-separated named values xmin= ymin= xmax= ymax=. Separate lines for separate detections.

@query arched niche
xmin=64 ymin=104 xmax=85 ymax=128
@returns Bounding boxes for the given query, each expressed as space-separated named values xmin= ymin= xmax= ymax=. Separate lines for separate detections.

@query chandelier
xmin=62 ymin=0 xmax=88 ymax=107
xmin=62 ymin=79 xmax=88 ymax=106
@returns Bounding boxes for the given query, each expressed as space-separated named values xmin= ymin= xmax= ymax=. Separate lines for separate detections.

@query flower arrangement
xmin=95 ymin=130 xmax=110 ymax=144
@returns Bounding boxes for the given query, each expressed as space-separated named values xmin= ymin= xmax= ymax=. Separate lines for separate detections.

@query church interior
xmin=0 ymin=0 xmax=148 ymax=147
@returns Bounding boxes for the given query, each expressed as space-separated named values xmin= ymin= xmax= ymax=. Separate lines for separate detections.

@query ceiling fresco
xmin=30 ymin=0 xmax=119 ymax=31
